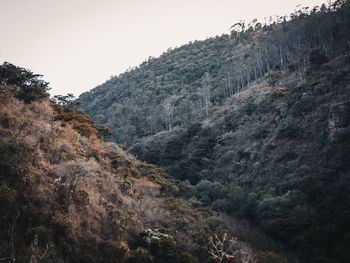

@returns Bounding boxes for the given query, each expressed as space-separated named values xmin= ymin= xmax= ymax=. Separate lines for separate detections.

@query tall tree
xmin=199 ymin=72 xmax=211 ymax=117
xmin=160 ymin=95 xmax=179 ymax=131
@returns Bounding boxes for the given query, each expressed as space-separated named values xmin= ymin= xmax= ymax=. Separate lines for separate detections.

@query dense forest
xmin=1 ymin=63 xmax=279 ymax=262
xmin=1 ymin=0 xmax=350 ymax=262
xmin=80 ymin=0 xmax=350 ymax=145
xmin=78 ymin=1 xmax=350 ymax=263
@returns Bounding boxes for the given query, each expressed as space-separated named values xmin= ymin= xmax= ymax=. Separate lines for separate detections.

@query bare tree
xmin=160 ymin=95 xmax=179 ymax=130
xmin=208 ymin=233 xmax=254 ymax=263
xmin=30 ymin=235 xmax=55 ymax=263
xmin=208 ymin=233 xmax=238 ymax=263
xmin=5 ymin=212 xmax=20 ymax=263
xmin=199 ymin=72 xmax=211 ymax=117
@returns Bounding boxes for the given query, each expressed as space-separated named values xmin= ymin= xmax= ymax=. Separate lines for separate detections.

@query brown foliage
xmin=0 ymin=84 xmax=227 ymax=262
xmin=53 ymin=104 xmax=98 ymax=138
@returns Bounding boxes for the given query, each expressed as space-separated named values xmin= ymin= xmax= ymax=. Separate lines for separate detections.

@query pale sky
xmin=0 ymin=0 xmax=328 ymax=97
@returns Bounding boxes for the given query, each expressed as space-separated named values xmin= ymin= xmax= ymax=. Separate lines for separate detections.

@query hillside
xmin=130 ymin=54 xmax=350 ymax=262
xmin=0 ymin=64 xmax=280 ymax=262
xmin=79 ymin=1 xmax=350 ymax=263
xmin=79 ymin=0 xmax=350 ymax=146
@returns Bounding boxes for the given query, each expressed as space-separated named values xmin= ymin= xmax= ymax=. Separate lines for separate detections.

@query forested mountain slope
xmin=1 ymin=64 xmax=274 ymax=263
xmin=130 ymin=54 xmax=350 ymax=263
xmin=80 ymin=0 xmax=350 ymax=146
xmin=79 ymin=1 xmax=350 ymax=263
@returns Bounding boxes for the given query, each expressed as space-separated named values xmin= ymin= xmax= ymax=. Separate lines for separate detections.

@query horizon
xmin=1 ymin=0 xmax=328 ymax=97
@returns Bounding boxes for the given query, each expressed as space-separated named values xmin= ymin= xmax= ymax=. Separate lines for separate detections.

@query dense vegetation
xmin=80 ymin=0 xmax=350 ymax=146
xmin=1 ymin=64 xmax=282 ymax=262
xmin=79 ymin=1 xmax=350 ymax=262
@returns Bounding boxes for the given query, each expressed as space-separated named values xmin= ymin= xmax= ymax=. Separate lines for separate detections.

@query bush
xmin=241 ymin=102 xmax=257 ymax=116
xmin=53 ymin=104 xmax=99 ymax=138
xmin=252 ymin=124 xmax=269 ymax=139
xmin=211 ymin=199 xmax=230 ymax=212
xmin=257 ymin=190 xmax=315 ymax=240
xmin=227 ymin=185 xmax=248 ymax=217
xmin=277 ymin=119 xmax=301 ymax=139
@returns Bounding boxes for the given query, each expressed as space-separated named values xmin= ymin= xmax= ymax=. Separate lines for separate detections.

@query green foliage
xmin=257 ymin=190 xmax=315 ymax=240
xmin=53 ymin=93 xmax=79 ymax=110
xmin=76 ymin=13 xmax=350 ymax=262
xmin=251 ymin=124 xmax=269 ymax=139
xmin=136 ymin=162 xmax=177 ymax=196
xmin=121 ymin=49 xmax=350 ymax=263
xmin=2 ymin=1 xmax=350 ymax=262
xmin=0 ymin=62 xmax=49 ymax=103
xmin=223 ymin=112 xmax=239 ymax=131
xmin=0 ymin=70 xmax=228 ymax=263
xmin=79 ymin=0 xmax=350 ymax=147
xmin=81 ymin=3 xmax=350 ymax=260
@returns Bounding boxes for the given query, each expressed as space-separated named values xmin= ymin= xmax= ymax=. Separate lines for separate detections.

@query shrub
xmin=257 ymin=190 xmax=314 ymax=240
xmin=251 ymin=124 xmax=269 ymax=140
xmin=277 ymin=119 xmax=300 ymax=139
xmin=211 ymin=199 xmax=230 ymax=212
xmin=241 ymin=102 xmax=257 ymax=116
xmin=227 ymin=185 xmax=248 ymax=217
xmin=53 ymin=104 xmax=99 ymax=138
xmin=224 ymin=112 xmax=239 ymax=131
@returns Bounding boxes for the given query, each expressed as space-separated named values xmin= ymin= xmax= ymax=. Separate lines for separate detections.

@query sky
xmin=1 ymin=0 xmax=329 ymax=97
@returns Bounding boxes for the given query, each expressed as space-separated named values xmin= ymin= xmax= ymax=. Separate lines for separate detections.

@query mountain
xmin=0 ymin=63 xmax=279 ymax=262
xmin=79 ymin=0 xmax=350 ymax=146
xmin=79 ymin=1 xmax=350 ymax=263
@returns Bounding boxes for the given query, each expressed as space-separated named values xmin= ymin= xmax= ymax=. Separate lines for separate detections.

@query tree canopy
xmin=0 ymin=62 xmax=49 ymax=103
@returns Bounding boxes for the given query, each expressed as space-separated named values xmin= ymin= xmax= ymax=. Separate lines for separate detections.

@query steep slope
xmin=79 ymin=0 xmax=350 ymax=146
xmin=129 ymin=53 xmax=350 ymax=262
xmin=78 ymin=1 xmax=350 ymax=263
xmin=0 ymin=64 xmax=273 ymax=263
